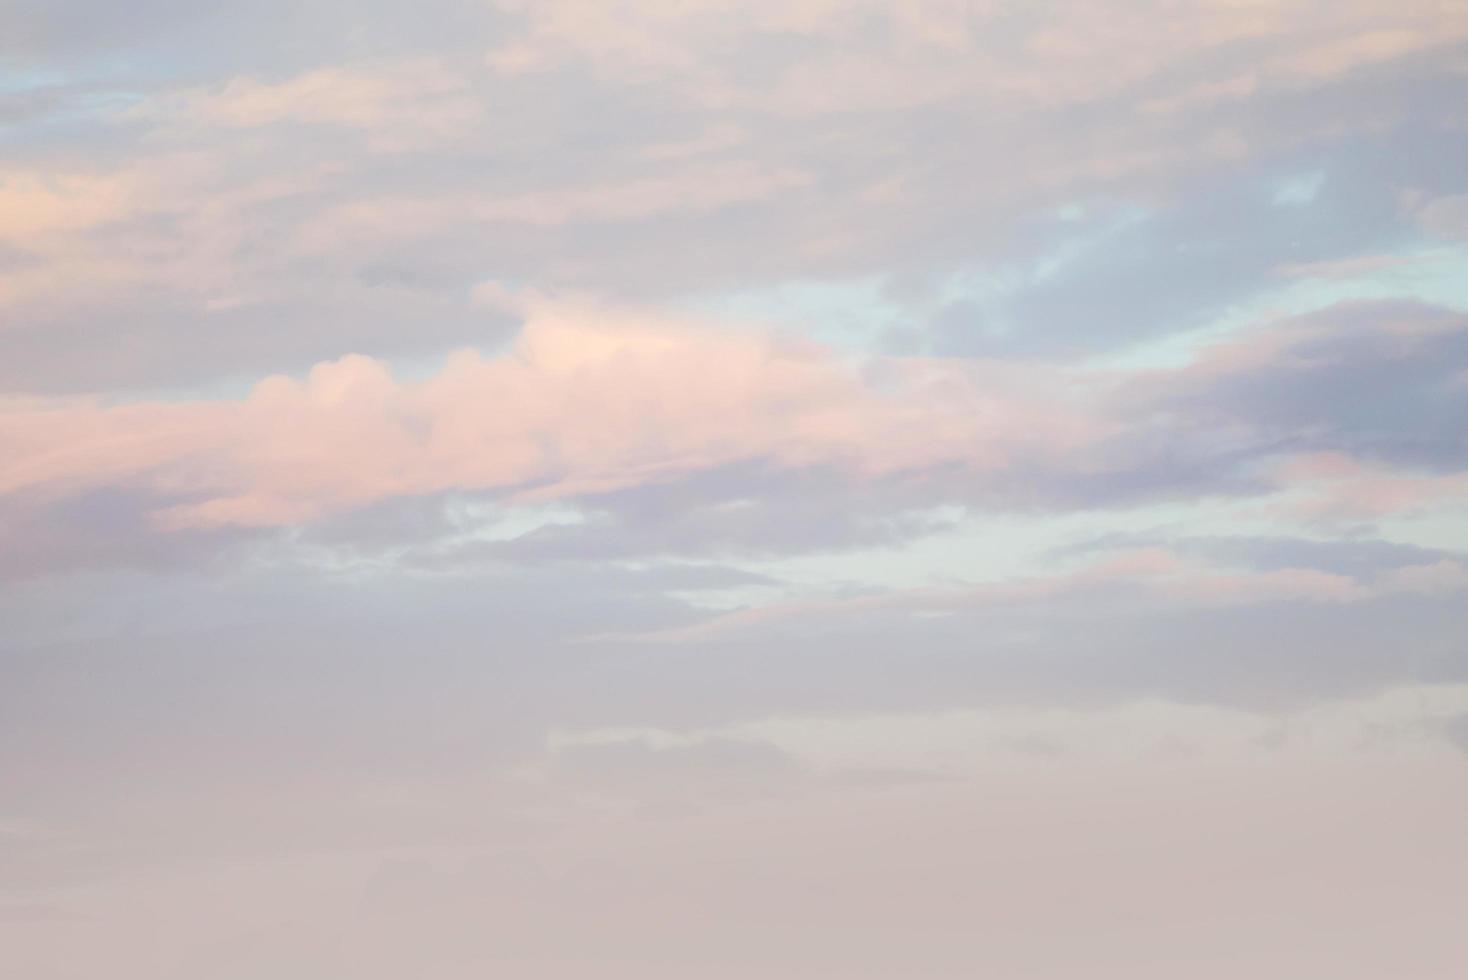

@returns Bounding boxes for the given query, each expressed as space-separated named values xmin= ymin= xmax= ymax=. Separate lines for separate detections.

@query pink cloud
xmin=0 ymin=292 xmax=1105 ymax=530
xmin=135 ymin=59 xmax=483 ymax=152
xmin=0 ymin=172 xmax=136 ymax=243
xmin=1268 ymin=452 xmax=1468 ymax=522
xmin=290 ymin=163 xmax=812 ymax=254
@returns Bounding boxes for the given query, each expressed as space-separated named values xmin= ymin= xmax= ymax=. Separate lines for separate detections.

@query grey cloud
xmin=0 ymin=488 xmax=265 ymax=582
xmin=0 ymin=238 xmax=520 ymax=398
xmin=1143 ymin=299 xmax=1468 ymax=470
xmin=550 ymin=736 xmax=804 ymax=803
xmin=0 ymin=242 xmax=40 ymax=272
xmin=1414 ymin=193 xmax=1468 ymax=241
xmin=1441 ymin=714 xmax=1468 ymax=754
xmin=2 ymin=549 xmax=1465 ymax=892
xmin=0 ymin=0 xmax=506 ymax=77
xmin=445 ymin=473 xmax=960 ymax=566
xmin=560 ymin=593 xmax=1468 ymax=727
xmin=1057 ymin=533 xmax=1465 ymax=582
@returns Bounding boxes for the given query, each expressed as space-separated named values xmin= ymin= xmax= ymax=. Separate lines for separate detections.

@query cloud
xmin=4 ymin=7 xmax=1468 ymax=976
xmin=291 ymin=161 xmax=814 ymax=246
xmin=1264 ymin=453 xmax=1468 ymax=522
xmin=599 ymin=544 xmax=1468 ymax=645
xmin=0 ymin=172 xmax=136 ymax=243
xmin=484 ymin=0 xmax=1468 ymax=114
xmin=548 ymin=735 xmax=805 ymax=804
xmin=1132 ymin=299 xmax=1468 ymax=469
xmin=5 ymin=293 xmax=1464 ymax=581
xmin=1441 ymin=713 xmax=1468 ymax=753
xmin=930 ymin=149 xmax=1465 ymax=356
xmin=1060 ymin=532 xmax=1466 ymax=582
xmin=0 ymin=289 xmax=1102 ymax=534
xmin=142 ymin=59 xmax=482 ymax=151
xmin=6 ymin=0 xmax=1466 ymax=403
xmin=1410 ymin=192 xmax=1468 ymax=241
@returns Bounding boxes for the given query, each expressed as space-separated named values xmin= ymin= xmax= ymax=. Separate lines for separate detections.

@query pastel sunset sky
xmin=3 ymin=2 xmax=1468 ymax=977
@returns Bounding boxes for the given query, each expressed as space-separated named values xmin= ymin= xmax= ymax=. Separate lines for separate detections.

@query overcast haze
xmin=3 ymin=2 xmax=1468 ymax=977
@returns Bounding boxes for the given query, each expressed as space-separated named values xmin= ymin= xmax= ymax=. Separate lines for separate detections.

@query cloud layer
xmin=3 ymin=2 xmax=1467 ymax=977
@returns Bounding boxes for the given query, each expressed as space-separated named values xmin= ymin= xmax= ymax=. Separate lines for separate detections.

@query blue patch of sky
xmin=680 ymin=276 xmax=906 ymax=351
xmin=1097 ymin=244 xmax=1468 ymax=370
xmin=663 ymin=184 xmax=1465 ymax=374
xmin=679 ymin=202 xmax=1152 ymax=354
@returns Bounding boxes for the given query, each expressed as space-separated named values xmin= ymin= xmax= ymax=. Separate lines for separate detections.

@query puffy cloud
xmin=4 ymin=293 xmax=1464 ymax=577
xmin=0 ymin=289 xmax=1103 ymax=532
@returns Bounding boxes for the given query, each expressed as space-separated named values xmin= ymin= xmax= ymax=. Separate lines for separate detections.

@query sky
xmin=2 ymin=1 xmax=1468 ymax=977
